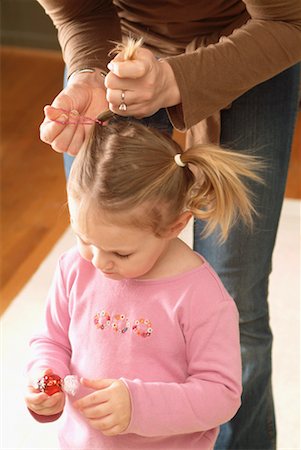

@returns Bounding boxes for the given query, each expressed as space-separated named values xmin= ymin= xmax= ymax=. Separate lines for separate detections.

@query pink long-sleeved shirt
xmin=27 ymin=246 xmax=242 ymax=449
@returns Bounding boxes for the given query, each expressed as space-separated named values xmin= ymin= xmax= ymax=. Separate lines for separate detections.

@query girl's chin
xmin=102 ymin=272 xmax=123 ymax=280
xmin=102 ymin=271 xmax=145 ymax=280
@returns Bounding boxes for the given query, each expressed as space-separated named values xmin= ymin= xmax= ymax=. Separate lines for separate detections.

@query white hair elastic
xmin=174 ymin=153 xmax=186 ymax=167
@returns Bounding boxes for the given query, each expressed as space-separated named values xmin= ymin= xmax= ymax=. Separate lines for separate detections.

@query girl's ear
xmin=164 ymin=211 xmax=192 ymax=239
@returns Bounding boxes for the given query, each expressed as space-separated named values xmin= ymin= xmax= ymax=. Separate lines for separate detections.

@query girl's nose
xmin=91 ymin=248 xmax=113 ymax=271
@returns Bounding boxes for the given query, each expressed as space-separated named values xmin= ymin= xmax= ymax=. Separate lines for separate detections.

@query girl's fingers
xmin=74 ymin=390 xmax=108 ymax=411
xmin=88 ymin=414 xmax=115 ymax=431
xmin=74 ymin=378 xmax=114 ymax=411
xmin=26 ymin=391 xmax=64 ymax=414
xmin=80 ymin=378 xmax=114 ymax=391
xmin=26 ymin=391 xmax=49 ymax=404
xmin=102 ymin=424 xmax=125 ymax=437
xmin=79 ymin=400 xmax=112 ymax=420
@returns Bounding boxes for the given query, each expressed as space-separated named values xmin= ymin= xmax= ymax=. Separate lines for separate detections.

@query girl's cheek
xmin=78 ymin=243 xmax=92 ymax=261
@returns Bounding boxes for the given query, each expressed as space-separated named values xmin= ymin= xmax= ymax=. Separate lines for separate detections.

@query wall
xmin=1 ymin=0 xmax=59 ymax=49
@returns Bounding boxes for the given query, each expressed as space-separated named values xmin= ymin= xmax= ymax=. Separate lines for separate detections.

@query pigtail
xmin=181 ymin=145 xmax=264 ymax=242
xmin=109 ymin=36 xmax=144 ymax=60
xmin=96 ymin=109 xmax=115 ymax=123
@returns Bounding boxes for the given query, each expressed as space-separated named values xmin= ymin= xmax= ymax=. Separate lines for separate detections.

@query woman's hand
xmin=74 ymin=378 xmax=131 ymax=436
xmin=105 ymin=47 xmax=181 ymax=118
xmin=39 ymin=69 xmax=108 ymax=155
xmin=25 ymin=369 xmax=65 ymax=416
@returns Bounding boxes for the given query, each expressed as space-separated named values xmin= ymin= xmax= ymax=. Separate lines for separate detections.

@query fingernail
xmin=58 ymin=114 xmax=68 ymax=124
xmin=70 ymin=109 xmax=79 ymax=116
xmin=107 ymin=62 xmax=114 ymax=71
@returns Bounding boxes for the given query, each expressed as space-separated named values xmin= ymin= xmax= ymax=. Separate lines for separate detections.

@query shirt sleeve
xmin=27 ymin=408 xmax=63 ymax=423
xmin=36 ymin=0 xmax=122 ymax=76
xmin=27 ymin=258 xmax=72 ymax=383
xmin=167 ymin=0 xmax=301 ymax=130
xmin=121 ymin=298 xmax=242 ymax=437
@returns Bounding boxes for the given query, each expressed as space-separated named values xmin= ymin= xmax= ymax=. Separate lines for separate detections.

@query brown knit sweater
xmin=37 ymin=0 xmax=301 ymax=130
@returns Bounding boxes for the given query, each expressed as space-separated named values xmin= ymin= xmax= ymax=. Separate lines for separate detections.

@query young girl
xmin=25 ymin=115 xmax=262 ymax=449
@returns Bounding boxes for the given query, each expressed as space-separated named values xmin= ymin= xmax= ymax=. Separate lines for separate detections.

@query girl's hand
xmin=105 ymin=47 xmax=181 ymax=118
xmin=74 ymin=378 xmax=131 ymax=436
xmin=39 ymin=69 xmax=108 ymax=156
xmin=25 ymin=369 xmax=65 ymax=416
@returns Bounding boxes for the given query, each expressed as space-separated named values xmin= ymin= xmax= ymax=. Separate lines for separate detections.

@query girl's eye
xmin=114 ymin=253 xmax=131 ymax=259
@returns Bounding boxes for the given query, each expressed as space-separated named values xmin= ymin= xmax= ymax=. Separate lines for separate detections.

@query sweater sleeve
xmin=27 ymin=258 xmax=72 ymax=383
xmin=122 ymin=298 xmax=242 ymax=437
xmin=167 ymin=0 xmax=301 ymax=130
xmin=36 ymin=0 xmax=122 ymax=76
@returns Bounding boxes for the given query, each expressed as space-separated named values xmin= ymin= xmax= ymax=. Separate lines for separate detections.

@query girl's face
xmin=68 ymin=197 xmax=172 ymax=280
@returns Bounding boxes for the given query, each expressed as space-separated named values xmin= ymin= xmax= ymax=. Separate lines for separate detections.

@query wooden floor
xmin=0 ymin=47 xmax=300 ymax=315
xmin=0 ymin=47 xmax=69 ymax=314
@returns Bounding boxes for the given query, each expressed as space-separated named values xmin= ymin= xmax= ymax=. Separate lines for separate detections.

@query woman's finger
xmin=104 ymin=72 xmax=140 ymax=91
xmin=107 ymin=58 xmax=147 ymax=79
xmin=108 ymin=101 xmax=157 ymax=118
xmin=50 ymin=110 xmax=81 ymax=153
xmin=65 ymin=123 xmax=86 ymax=156
xmin=41 ymin=107 xmax=88 ymax=154
xmin=106 ymin=88 xmax=137 ymax=108
xmin=40 ymin=111 xmax=69 ymax=145
xmin=44 ymin=105 xmax=67 ymax=120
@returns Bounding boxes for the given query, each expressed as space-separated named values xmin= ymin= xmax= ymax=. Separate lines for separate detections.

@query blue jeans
xmin=63 ymin=64 xmax=300 ymax=449
xmin=197 ymin=63 xmax=300 ymax=450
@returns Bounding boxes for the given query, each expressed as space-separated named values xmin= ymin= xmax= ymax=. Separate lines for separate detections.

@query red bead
xmin=37 ymin=374 xmax=62 ymax=396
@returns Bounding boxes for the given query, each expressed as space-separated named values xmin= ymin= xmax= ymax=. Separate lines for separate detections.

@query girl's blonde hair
xmin=68 ymin=118 xmax=262 ymax=242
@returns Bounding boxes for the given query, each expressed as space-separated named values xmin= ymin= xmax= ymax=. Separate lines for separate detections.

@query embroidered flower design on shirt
xmin=94 ymin=310 xmax=111 ymax=330
xmin=111 ymin=314 xmax=130 ymax=334
xmin=132 ymin=318 xmax=153 ymax=338
xmin=93 ymin=310 xmax=153 ymax=338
